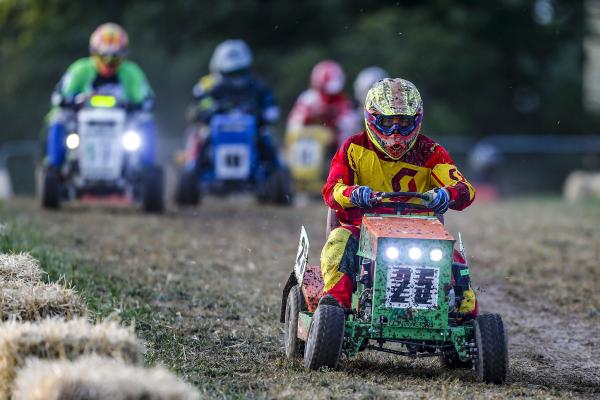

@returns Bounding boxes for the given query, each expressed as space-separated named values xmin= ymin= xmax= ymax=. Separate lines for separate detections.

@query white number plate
xmin=386 ymin=265 xmax=439 ymax=309
xmin=294 ymin=226 xmax=309 ymax=285
xmin=78 ymin=108 xmax=126 ymax=180
xmin=290 ymin=139 xmax=322 ymax=169
xmin=214 ymin=144 xmax=251 ymax=179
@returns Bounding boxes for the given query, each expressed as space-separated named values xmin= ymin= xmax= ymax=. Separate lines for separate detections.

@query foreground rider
xmin=46 ymin=23 xmax=155 ymax=169
xmin=320 ymin=78 xmax=477 ymax=316
xmin=287 ymin=60 xmax=357 ymax=148
xmin=187 ymin=39 xmax=281 ymax=169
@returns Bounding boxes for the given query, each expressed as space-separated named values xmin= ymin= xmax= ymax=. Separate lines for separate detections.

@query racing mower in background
xmin=281 ymin=192 xmax=508 ymax=384
xmin=175 ymin=111 xmax=293 ymax=206
xmin=39 ymin=90 xmax=164 ymax=212
xmin=285 ymin=125 xmax=334 ymax=196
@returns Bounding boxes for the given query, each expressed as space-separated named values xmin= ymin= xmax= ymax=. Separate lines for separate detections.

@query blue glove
xmin=349 ymin=186 xmax=373 ymax=208
xmin=424 ymin=188 xmax=450 ymax=214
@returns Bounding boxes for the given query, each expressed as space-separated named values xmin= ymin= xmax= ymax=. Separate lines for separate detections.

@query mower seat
xmin=325 ymin=207 xmax=341 ymax=238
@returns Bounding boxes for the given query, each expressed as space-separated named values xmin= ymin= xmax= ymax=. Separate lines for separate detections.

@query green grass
xmin=0 ymin=209 xmax=211 ymax=392
xmin=0 ymin=212 xmax=154 ymax=336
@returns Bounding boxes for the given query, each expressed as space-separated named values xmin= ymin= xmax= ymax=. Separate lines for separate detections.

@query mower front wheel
xmin=284 ymin=285 xmax=305 ymax=358
xmin=474 ymin=313 xmax=508 ymax=384
xmin=303 ymin=304 xmax=345 ymax=370
xmin=41 ymin=167 xmax=61 ymax=210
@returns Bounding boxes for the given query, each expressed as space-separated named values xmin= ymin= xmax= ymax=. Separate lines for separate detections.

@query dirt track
xmin=3 ymin=197 xmax=599 ymax=399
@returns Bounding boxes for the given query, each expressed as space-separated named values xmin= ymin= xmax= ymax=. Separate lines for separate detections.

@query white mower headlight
xmin=408 ymin=247 xmax=422 ymax=261
xmin=122 ymin=131 xmax=142 ymax=151
xmin=385 ymin=246 xmax=400 ymax=260
xmin=430 ymin=248 xmax=443 ymax=262
xmin=65 ymin=133 xmax=80 ymax=150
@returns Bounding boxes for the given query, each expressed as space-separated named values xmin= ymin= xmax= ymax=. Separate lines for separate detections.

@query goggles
xmin=98 ymin=54 xmax=123 ymax=67
xmin=365 ymin=111 xmax=422 ymax=136
xmin=95 ymin=51 xmax=126 ymax=68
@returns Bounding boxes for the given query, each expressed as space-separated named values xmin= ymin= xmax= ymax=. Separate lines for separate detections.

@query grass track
xmin=1 ymin=197 xmax=598 ymax=399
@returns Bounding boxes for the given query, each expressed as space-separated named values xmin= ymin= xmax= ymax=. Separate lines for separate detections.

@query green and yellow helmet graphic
xmin=364 ymin=78 xmax=424 ymax=160
xmin=364 ymin=78 xmax=422 ymax=116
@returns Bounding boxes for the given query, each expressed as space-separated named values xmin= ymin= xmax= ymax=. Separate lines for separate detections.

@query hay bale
xmin=0 ymin=253 xmax=43 ymax=283
xmin=0 ymin=280 xmax=86 ymax=321
xmin=13 ymin=355 xmax=200 ymax=400
xmin=0 ymin=318 xmax=144 ymax=399
xmin=564 ymin=170 xmax=600 ymax=203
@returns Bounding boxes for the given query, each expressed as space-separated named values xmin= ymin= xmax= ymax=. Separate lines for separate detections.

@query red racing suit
xmin=320 ymin=131 xmax=476 ymax=308
xmin=287 ymin=88 xmax=358 ymax=147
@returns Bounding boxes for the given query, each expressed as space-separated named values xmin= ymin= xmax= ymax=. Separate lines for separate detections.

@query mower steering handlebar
xmin=377 ymin=191 xmax=431 ymax=201
xmin=370 ymin=191 xmax=454 ymax=212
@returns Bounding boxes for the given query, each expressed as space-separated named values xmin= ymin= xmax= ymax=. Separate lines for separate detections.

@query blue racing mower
xmin=175 ymin=112 xmax=293 ymax=206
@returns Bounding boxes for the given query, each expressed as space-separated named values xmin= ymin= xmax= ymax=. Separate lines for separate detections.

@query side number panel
xmin=294 ymin=226 xmax=310 ymax=285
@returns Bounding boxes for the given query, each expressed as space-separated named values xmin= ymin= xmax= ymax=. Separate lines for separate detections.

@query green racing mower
xmin=280 ymin=191 xmax=508 ymax=384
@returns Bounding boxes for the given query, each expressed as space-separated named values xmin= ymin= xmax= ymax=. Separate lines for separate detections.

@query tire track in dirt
xmin=479 ymin=282 xmax=600 ymax=395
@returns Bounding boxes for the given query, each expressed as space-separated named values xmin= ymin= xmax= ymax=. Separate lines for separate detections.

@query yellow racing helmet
xmin=364 ymin=78 xmax=423 ymax=160
xmin=89 ymin=23 xmax=129 ymax=77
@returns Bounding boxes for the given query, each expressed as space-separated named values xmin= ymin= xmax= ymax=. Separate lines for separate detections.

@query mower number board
xmin=386 ymin=265 xmax=439 ymax=309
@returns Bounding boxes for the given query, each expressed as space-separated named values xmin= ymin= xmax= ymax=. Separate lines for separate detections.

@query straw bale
xmin=13 ymin=355 xmax=200 ymax=400
xmin=0 ymin=280 xmax=86 ymax=321
xmin=0 ymin=253 xmax=43 ymax=283
xmin=564 ymin=170 xmax=600 ymax=202
xmin=0 ymin=318 xmax=144 ymax=399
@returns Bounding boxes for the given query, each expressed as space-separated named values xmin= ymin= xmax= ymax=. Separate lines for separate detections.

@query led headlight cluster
xmin=383 ymin=245 xmax=445 ymax=262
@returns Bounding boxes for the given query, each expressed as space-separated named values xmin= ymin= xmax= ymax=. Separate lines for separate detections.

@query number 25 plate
xmin=386 ymin=265 xmax=439 ymax=309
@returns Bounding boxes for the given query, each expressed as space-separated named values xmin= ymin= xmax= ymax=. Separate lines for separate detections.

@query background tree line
xmin=0 ymin=0 xmax=585 ymax=143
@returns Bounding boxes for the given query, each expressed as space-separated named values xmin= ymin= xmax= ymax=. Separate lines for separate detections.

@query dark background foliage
xmin=0 ymin=0 xmax=585 ymax=142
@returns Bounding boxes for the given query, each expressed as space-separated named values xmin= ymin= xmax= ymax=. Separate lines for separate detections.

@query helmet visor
xmin=365 ymin=111 xmax=422 ymax=136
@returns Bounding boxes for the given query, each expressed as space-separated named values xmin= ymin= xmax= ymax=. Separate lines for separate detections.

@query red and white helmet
xmin=310 ymin=60 xmax=345 ymax=95
xmin=89 ymin=23 xmax=129 ymax=77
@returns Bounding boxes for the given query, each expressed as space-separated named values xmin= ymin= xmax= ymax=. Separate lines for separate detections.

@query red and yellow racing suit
xmin=321 ymin=131 xmax=476 ymax=309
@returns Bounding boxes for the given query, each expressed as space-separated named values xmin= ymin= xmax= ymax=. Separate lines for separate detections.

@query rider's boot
xmin=458 ymin=288 xmax=477 ymax=317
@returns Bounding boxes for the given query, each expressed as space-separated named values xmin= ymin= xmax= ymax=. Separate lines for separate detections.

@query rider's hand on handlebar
xmin=349 ymin=186 xmax=374 ymax=208
xmin=424 ymin=188 xmax=450 ymax=214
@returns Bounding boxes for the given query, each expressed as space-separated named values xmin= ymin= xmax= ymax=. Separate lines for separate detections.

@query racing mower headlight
xmin=430 ymin=248 xmax=443 ymax=262
xmin=408 ymin=247 xmax=422 ymax=261
xmin=385 ymin=246 xmax=400 ymax=260
xmin=122 ymin=131 xmax=142 ymax=151
xmin=66 ymin=133 xmax=80 ymax=150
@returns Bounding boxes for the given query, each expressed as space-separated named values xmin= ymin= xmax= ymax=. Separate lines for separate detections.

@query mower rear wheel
xmin=474 ymin=314 xmax=508 ymax=384
xmin=303 ymin=304 xmax=345 ymax=370
xmin=259 ymin=168 xmax=294 ymax=205
xmin=284 ymin=285 xmax=305 ymax=358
